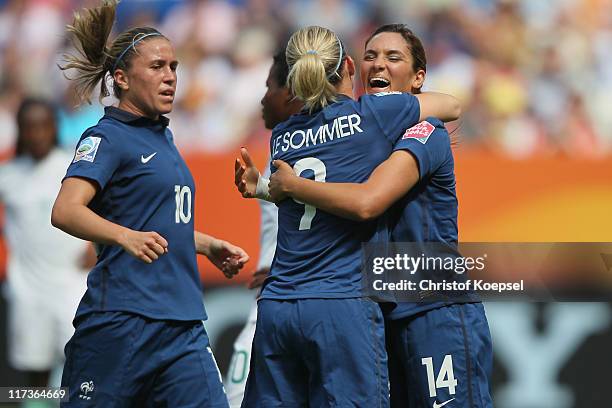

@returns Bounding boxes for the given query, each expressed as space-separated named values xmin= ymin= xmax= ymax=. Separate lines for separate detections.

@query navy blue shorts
xmin=242 ymin=298 xmax=388 ymax=408
xmin=386 ymin=303 xmax=493 ymax=408
xmin=61 ymin=312 xmax=228 ymax=407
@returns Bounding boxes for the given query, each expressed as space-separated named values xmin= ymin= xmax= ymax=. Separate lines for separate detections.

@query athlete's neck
xmin=336 ymin=76 xmax=354 ymax=100
xmin=117 ymin=100 xmax=160 ymax=121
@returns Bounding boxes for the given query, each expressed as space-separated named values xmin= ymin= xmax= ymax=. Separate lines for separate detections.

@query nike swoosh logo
xmin=141 ymin=152 xmax=157 ymax=164
xmin=433 ymin=398 xmax=455 ymax=408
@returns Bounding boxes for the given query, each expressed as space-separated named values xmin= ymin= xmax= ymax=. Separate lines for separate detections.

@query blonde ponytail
xmin=286 ymin=26 xmax=345 ymax=113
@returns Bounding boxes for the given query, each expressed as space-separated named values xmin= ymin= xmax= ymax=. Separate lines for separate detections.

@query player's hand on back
xmin=118 ymin=230 xmax=168 ymax=264
xmin=269 ymin=159 xmax=297 ymax=202
xmin=208 ymin=239 xmax=250 ymax=279
xmin=248 ymin=267 xmax=270 ymax=289
xmin=235 ymin=147 xmax=260 ymax=198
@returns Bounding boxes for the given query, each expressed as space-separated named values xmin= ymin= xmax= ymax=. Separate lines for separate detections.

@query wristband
xmin=255 ymin=176 xmax=273 ymax=202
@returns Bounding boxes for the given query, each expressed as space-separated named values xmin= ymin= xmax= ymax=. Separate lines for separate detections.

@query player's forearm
xmin=416 ymin=92 xmax=461 ymax=122
xmin=284 ymin=178 xmax=377 ymax=222
xmin=194 ymin=230 xmax=219 ymax=257
xmin=51 ymin=202 xmax=130 ymax=247
xmin=284 ymin=151 xmax=419 ymax=222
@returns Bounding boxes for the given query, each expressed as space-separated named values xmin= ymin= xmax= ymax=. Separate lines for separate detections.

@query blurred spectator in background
xmin=0 ymin=98 xmax=90 ymax=399
xmin=0 ymin=0 xmax=610 ymax=156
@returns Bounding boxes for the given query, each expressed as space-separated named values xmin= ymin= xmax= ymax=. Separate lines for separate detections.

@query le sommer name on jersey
xmin=271 ymin=113 xmax=363 ymax=157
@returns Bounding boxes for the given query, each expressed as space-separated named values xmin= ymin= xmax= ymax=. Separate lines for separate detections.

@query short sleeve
xmin=393 ymin=118 xmax=450 ymax=180
xmin=64 ymin=131 xmax=121 ymax=190
xmin=362 ymin=92 xmax=421 ymax=145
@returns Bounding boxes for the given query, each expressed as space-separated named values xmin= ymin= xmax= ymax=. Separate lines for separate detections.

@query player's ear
xmin=287 ymin=93 xmax=302 ymax=112
xmin=412 ymin=69 xmax=425 ymax=92
xmin=345 ymin=56 xmax=355 ymax=77
xmin=282 ymin=88 xmax=293 ymax=103
xmin=114 ymin=69 xmax=129 ymax=91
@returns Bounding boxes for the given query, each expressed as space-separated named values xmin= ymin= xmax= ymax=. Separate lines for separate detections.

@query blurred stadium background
xmin=0 ymin=0 xmax=611 ymax=407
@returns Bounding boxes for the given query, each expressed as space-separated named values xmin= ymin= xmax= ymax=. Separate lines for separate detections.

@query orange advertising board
xmin=1 ymin=147 xmax=611 ymax=283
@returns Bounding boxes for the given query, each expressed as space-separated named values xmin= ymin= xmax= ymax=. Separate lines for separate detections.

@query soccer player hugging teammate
xmin=267 ymin=24 xmax=493 ymax=408
xmin=51 ymin=0 xmax=248 ymax=406
xmin=225 ymin=52 xmax=302 ymax=408
xmin=238 ymin=26 xmax=460 ymax=407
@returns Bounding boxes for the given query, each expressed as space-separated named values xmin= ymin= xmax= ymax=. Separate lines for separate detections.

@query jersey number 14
xmin=422 ymin=355 xmax=458 ymax=398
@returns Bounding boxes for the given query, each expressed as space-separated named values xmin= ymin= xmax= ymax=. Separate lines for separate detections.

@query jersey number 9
xmin=292 ymin=157 xmax=326 ymax=231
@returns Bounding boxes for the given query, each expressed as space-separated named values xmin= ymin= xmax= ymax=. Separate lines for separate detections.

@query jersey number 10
xmin=292 ymin=157 xmax=326 ymax=231
xmin=174 ymin=185 xmax=192 ymax=224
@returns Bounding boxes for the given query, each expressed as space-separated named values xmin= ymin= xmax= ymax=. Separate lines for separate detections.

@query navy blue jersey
xmin=64 ymin=107 xmax=206 ymax=322
xmin=261 ymin=93 xmax=421 ymax=299
xmin=391 ymin=118 xmax=458 ymax=244
xmin=387 ymin=118 xmax=479 ymax=319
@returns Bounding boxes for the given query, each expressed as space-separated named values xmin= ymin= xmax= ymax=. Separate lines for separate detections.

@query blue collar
xmin=104 ymin=106 xmax=170 ymax=127
xmin=298 ymin=93 xmax=353 ymax=115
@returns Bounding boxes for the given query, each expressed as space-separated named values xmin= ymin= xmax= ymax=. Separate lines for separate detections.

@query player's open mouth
xmin=160 ymin=90 xmax=175 ymax=100
xmin=368 ymin=77 xmax=390 ymax=91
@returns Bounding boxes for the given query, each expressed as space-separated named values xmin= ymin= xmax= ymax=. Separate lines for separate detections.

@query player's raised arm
xmin=52 ymin=177 xmax=168 ymax=264
xmin=250 ymin=91 xmax=459 ymax=205
xmin=270 ymin=119 xmax=451 ymax=222
xmin=269 ymin=150 xmax=418 ymax=222
xmin=416 ymin=92 xmax=461 ymax=122
xmin=234 ymin=147 xmax=263 ymax=199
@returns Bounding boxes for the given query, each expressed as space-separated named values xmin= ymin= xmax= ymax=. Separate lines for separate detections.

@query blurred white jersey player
xmin=0 ymin=98 xmax=89 ymax=389
xmin=226 ymin=52 xmax=302 ymax=407
xmin=225 ymin=174 xmax=276 ymax=406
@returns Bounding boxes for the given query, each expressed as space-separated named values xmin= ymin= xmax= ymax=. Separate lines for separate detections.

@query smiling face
xmin=361 ymin=32 xmax=425 ymax=95
xmin=115 ymin=37 xmax=178 ymax=120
